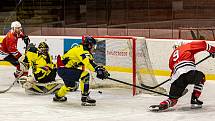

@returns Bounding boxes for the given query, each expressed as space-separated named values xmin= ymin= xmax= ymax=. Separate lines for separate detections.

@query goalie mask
xmin=38 ymin=42 xmax=49 ymax=55
xmin=83 ymin=36 xmax=97 ymax=52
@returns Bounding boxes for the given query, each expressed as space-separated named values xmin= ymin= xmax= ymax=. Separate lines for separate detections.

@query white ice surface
xmin=1 ymin=66 xmax=215 ymax=121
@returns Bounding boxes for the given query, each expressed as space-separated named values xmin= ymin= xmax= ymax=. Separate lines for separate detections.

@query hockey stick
xmin=0 ymin=42 xmax=30 ymax=93
xmin=195 ymin=54 xmax=211 ymax=65
xmin=0 ymin=72 xmax=23 ymax=93
xmin=107 ymin=77 xmax=179 ymax=98
xmin=141 ymin=54 xmax=211 ymax=89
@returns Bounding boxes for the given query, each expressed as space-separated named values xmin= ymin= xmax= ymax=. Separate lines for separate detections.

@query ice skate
xmin=149 ymin=98 xmax=177 ymax=112
xmin=81 ymin=93 xmax=96 ymax=106
xmin=53 ymin=95 xmax=67 ymax=102
xmin=191 ymin=97 xmax=203 ymax=109
xmin=149 ymin=105 xmax=164 ymax=112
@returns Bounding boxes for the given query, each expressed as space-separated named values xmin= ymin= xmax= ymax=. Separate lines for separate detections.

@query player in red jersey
xmin=0 ymin=21 xmax=30 ymax=79
xmin=158 ymin=40 xmax=215 ymax=110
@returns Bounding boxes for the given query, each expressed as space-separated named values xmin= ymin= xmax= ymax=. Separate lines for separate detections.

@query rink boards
xmin=0 ymin=36 xmax=215 ymax=80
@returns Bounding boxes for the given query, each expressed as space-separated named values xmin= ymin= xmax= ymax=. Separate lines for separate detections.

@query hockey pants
xmin=56 ymin=67 xmax=90 ymax=97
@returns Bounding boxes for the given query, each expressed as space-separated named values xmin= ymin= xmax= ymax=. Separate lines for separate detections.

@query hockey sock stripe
xmin=194 ymin=85 xmax=203 ymax=90
xmin=194 ymin=88 xmax=202 ymax=93
xmin=166 ymin=99 xmax=171 ymax=107
xmin=194 ymin=84 xmax=203 ymax=90
xmin=207 ymin=44 xmax=211 ymax=51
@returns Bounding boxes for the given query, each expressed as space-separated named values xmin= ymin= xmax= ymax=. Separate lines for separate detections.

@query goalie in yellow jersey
xmin=53 ymin=36 xmax=110 ymax=106
xmin=20 ymin=42 xmax=62 ymax=95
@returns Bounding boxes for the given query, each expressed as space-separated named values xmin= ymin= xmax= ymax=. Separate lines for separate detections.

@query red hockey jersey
xmin=0 ymin=30 xmax=24 ymax=58
xmin=169 ymin=40 xmax=215 ymax=81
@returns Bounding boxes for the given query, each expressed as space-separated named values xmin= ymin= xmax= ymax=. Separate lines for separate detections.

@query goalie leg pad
xmin=18 ymin=75 xmax=35 ymax=88
xmin=25 ymin=84 xmax=44 ymax=95
xmin=23 ymin=81 xmax=34 ymax=89
xmin=25 ymin=81 xmax=63 ymax=95
xmin=45 ymin=83 xmax=63 ymax=94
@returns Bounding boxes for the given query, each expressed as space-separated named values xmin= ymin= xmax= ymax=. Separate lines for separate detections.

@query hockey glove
xmin=210 ymin=52 xmax=215 ymax=58
xmin=23 ymin=35 xmax=30 ymax=46
xmin=95 ymin=66 xmax=110 ymax=80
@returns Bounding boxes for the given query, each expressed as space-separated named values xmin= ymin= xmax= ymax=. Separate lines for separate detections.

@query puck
xmin=98 ymin=91 xmax=102 ymax=94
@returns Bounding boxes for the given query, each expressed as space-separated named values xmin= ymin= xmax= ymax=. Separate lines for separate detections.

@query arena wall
xmin=0 ymin=36 xmax=215 ymax=80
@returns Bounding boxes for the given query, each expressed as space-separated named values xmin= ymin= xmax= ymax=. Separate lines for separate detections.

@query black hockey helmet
xmin=38 ymin=42 xmax=49 ymax=55
xmin=83 ymin=36 xmax=97 ymax=50
xmin=83 ymin=36 xmax=96 ymax=45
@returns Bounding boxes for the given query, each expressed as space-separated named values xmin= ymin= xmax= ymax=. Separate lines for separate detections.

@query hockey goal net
xmin=84 ymin=36 xmax=166 ymax=96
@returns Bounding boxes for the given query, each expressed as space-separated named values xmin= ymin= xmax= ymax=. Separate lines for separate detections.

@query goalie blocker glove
xmin=95 ymin=66 xmax=110 ymax=80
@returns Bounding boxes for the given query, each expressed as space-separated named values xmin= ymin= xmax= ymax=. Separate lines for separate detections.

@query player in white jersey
xmin=150 ymin=40 xmax=215 ymax=111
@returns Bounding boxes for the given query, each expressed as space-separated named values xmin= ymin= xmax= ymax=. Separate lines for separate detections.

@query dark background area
xmin=0 ymin=0 xmax=215 ymax=39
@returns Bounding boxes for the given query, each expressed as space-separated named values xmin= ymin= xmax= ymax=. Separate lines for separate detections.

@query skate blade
xmin=191 ymin=104 xmax=202 ymax=109
xmin=81 ymin=102 xmax=96 ymax=106
xmin=53 ymin=98 xmax=67 ymax=102
xmin=149 ymin=105 xmax=160 ymax=112
xmin=149 ymin=105 xmax=175 ymax=112
xmin=52 ymin=99 xmax=67 ymax=102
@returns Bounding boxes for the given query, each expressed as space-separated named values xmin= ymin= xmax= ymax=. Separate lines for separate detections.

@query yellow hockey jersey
xmin=62 ymin=44 xmax=97 ymax=71
xmin=24 ymin=47 xmax=55 ymax=80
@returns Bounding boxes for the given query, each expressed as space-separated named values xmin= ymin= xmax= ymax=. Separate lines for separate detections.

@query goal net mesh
xmin=87 ymin=36 xmax=166 ymax=95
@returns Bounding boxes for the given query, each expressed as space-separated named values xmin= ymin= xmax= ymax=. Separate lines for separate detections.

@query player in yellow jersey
xmin=53 ymin=36 xmax=110 ymax=106
xmin=20 ymin=42 xmax=62 ymax=94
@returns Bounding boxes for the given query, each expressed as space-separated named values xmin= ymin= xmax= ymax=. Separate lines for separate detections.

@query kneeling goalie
xmin=20 ymin=42 xmax=63 ymax=95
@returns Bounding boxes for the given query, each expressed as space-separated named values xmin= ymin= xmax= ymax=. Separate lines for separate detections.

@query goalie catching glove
xmin=95 ymin=66 xmax=110 ymax=80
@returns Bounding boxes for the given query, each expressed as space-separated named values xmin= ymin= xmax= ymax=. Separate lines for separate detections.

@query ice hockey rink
xmin=1 ymin=66 xmax=215 ymax=121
